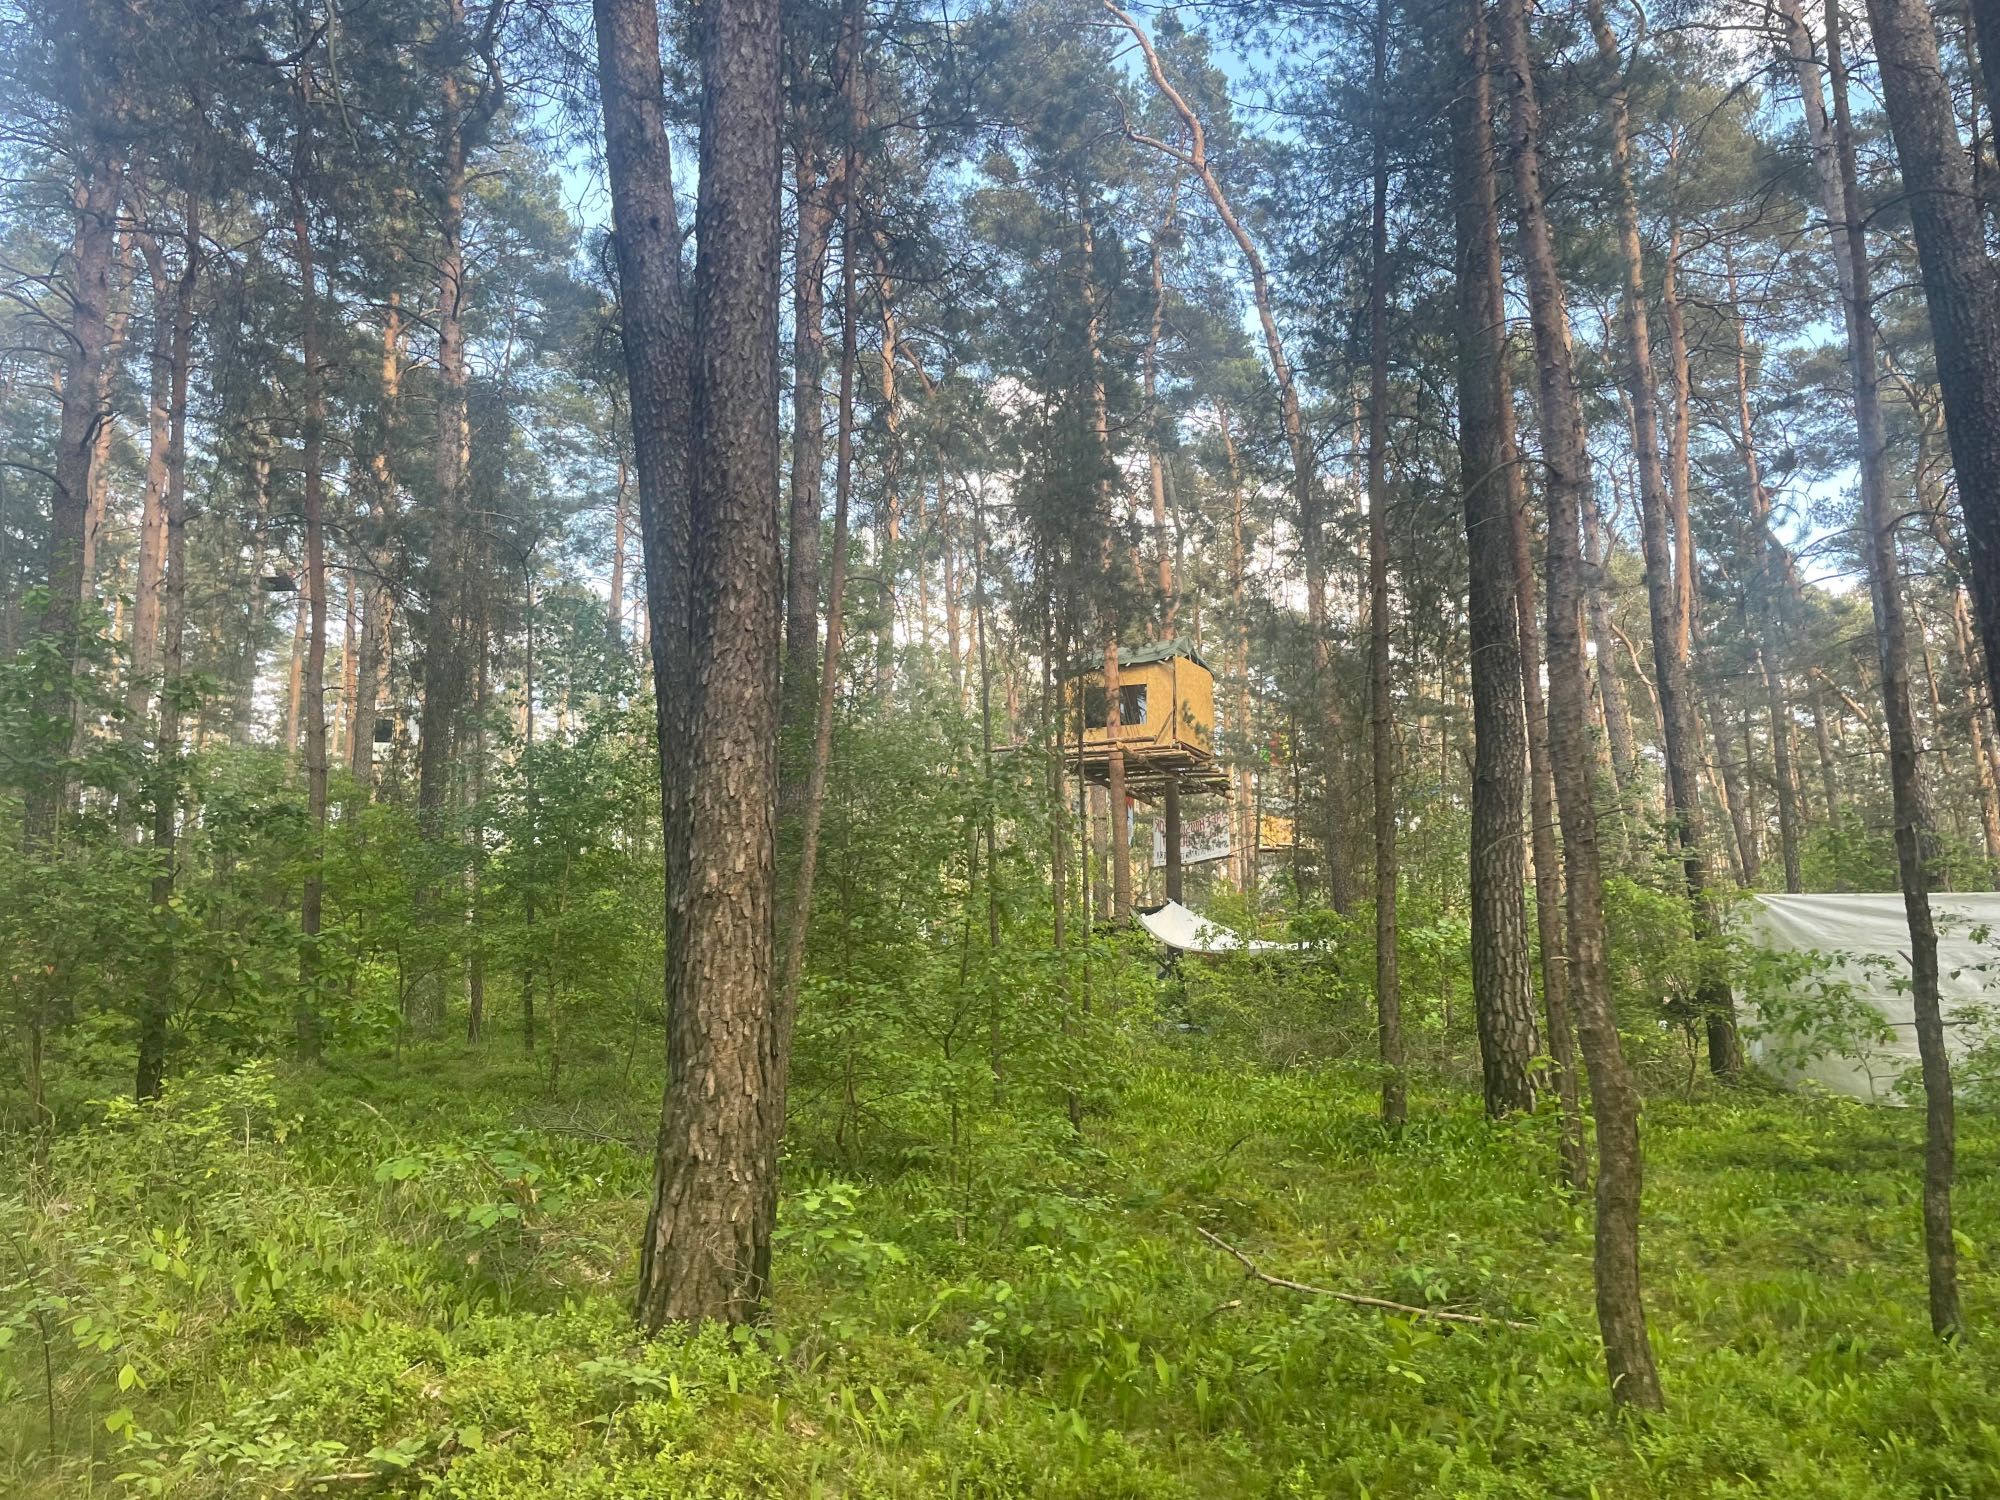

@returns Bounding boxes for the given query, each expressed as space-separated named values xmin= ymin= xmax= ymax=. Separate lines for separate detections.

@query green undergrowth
xmin=5 ymin=1045 xmax=1998 ymax=1498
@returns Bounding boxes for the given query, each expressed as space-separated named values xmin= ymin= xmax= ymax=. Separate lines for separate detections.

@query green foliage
xmin=5 ymin=1047 xmax=1998 ymax=1498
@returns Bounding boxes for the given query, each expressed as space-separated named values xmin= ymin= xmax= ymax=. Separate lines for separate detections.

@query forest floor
xmin=5 ymin=1037 xmax=1999 ymax=1498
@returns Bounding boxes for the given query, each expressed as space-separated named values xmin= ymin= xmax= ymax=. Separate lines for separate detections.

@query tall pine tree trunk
xmin=1498 ymin=0 xmax=1664 ymax=1406
xmin=1829 ymin=0 xmax=1961 ymax=1338
xmin=784 ymin=128 xmax=833 ymax=707
xmin=1864 ymin=0 xmax=2000 ymax=724
xmin=418 ymin=0 xmax=474 ymax=836
xmin=1452 ymin=0 xmax=1540 ymax=1121
xmin=1366 ymin=0 xmax=1403 ymax=1128
xmin=291 ymin=98 xmax=329 ymax=1056
xmin=351 ymin=298 xmax=403 ymax=787
xmin=126 ymin=226 xmax=175 ymax=750
xmin=136 ymin=189 xmax=197 ymax=1101
xmin=780 ymin=1 xmax=861 ymax=1015
xmin=235 ymin=450 xmax=271 ymax=747
xmin=26 ymin=151 xmax=124 ymax=849
xmin=613 ymin=0 xmax=786 ymax=1326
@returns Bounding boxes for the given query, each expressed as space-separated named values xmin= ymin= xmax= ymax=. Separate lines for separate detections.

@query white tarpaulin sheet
xmin=1136 ymin=900 xmax=1305 ymax=954
xmin=1745 ymin=893 xmax=2000 ymax=1101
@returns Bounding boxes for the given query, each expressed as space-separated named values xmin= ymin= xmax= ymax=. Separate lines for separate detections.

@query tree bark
xmin=875 ymin=251 xmax=901 ymax=694
xmin=780 ymin=0 xmax=861 ymax=1018
xmin=1078 ymin=198 xmax=1131 ymax=920
xmin=235 ymin=450 xmax=271 ymax=747
xmin=25 ymin=151 xmax=124 ymax=849
xmin=609 ymin=448 xmax=629 ymax=646
xmin=81 ymin=230 xmax=133 ymax=611
xmin=1582 ymin=479 xmax=1641 ymax=847
xmin=291 ymin=99 xmax=329 ymax=1057
xmin=1864 ymin=0 xmax=2000 ymax=732
xmin=1144 ymin=177 xmax=1181 ymax=630
xmin=612 ymin=0 xmax=786 ymax=1327
xmin=126 ymin=225 xmax=175 ymax=750
xmin=1104 ymin=638 xmax=1131 ymax=918
xmin=1220 ymin=401 xmax=1258 ymax=898
xmin=351 ymin=299 xmax=402 ymax=788
xmin=1366 ymin=0 xmax=1403 ymax=1129
xmin=784 ymin=135 xmax=834 ymax=705
xmin=417 ymin=0 xmax=475 ymax=835
xmin=1497 ymin=0 xmax=1664 ymax=1407
xmin=135 ymin=189 xmax=197 ymax=1101
xmin=1829 ymin=0 xmax=1962 ymax=1339
xmin=1451 ymin=0 xmax=1540 ymax=1122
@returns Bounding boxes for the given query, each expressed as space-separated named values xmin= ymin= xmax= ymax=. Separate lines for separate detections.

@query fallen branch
xmin=1192 ymin=1226 xmax=1530 ymax=1330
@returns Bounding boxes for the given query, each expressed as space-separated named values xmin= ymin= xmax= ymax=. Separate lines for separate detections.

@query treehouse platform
xmin=1066 ymin=641 xmax=1229 ymax=800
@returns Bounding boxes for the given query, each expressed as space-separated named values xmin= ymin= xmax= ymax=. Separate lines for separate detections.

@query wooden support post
xmin=1164 ymin=776 xmax=1183 ymax=902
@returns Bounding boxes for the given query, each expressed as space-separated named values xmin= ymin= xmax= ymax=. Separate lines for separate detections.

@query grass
xmin=4 ymin=1036 xmax=1997 ymax=1498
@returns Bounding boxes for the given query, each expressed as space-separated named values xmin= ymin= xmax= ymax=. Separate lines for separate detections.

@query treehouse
xmin=1066 ymin=640 xmax=1227 ymax=798
xmin=1256 ymin=813 xmax=1297 ymax=851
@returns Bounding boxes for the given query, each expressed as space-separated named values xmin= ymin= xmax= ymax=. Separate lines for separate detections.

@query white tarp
xmin=1136 ymin=900 xmax=1305 ymax=954
xmin=1745 ymin=893 xmax=2000 ymax=1101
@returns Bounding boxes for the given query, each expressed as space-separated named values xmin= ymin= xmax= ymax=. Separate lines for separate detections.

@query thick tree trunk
xmin=1829 ymin=0 xmax=1962 ymax=1339
xmin=418 ymin=2 xmax=474 ymax=834
xmin=1366 ymin=0 xmax=1403 ymax=1129
xmin=1946 ymin=586 xmax=2000 ymax=881
xmin=612 ymin=0 xmax=786 ymax=1327
xmin=25 ymin=152 xmax=124 ymax=849
xmin=592 ymin=0 xmax=694 ymax=1004
xmin=1451 ymin=0 xmax=1540 ymax=1121
xmin=1498 ymin=0 xmax=1664 ymax=1407
xmin=1864 ymin=0 xmax=2000 ymax=731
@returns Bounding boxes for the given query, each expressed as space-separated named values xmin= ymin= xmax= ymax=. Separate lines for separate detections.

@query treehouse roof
xmin=1068 ymin=639 xmax=1212 ymax=676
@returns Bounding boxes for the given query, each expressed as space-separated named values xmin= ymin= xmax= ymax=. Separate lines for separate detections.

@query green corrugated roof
xmin=1065 ymin=639 xmax=1211 ymax=676
xmin=1117 ymin=639 xmax=1209 ymax=672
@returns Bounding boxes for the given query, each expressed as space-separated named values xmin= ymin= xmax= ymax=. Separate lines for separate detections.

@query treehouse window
xmin=1083 ymin=682 xmax=1148 ymax=729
